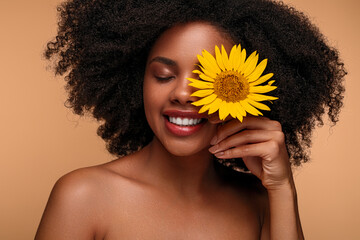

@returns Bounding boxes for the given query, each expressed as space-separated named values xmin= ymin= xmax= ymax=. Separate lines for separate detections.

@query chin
xmin=163 ymin=140 xmax=211 ymax=158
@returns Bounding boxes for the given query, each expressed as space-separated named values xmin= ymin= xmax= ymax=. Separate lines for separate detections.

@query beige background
xmin=0 ymin=0 xmax=359 ymax=239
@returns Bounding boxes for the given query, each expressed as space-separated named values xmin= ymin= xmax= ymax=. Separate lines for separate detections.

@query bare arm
xmin=266 ymin=179 xmax=303 ymax=239
xmin=260 ymin=175 xmax=304 ymax=240
xmin=209 ymin=116 xmax=304 ymax=240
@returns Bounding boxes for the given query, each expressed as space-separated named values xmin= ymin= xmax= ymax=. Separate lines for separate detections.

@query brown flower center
xmin=213 ymin=70 xmax=249 ymax=102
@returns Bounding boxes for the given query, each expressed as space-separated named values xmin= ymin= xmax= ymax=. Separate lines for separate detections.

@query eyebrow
xmin=149 ymin=56 xmax=177 ymax=66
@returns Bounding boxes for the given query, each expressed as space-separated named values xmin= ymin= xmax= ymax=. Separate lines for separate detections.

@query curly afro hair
xmin=46 ymin=0 xmax=345 ymax=168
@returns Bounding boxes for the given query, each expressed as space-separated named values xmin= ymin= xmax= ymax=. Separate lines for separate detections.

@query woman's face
xmin=143 ymin=22 xmax=234 ymax=157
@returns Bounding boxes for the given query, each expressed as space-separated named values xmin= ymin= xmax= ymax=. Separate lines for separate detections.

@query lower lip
xmin=164 ymin=117 xmax=205 ymax=137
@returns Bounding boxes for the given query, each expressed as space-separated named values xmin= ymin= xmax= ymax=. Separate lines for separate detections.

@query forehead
xmin=147 ymin=22 xmax=234 ymax=63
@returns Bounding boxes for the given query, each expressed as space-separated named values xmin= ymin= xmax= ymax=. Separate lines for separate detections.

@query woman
xmin=36 ymin=0 xmax=345 ymax=239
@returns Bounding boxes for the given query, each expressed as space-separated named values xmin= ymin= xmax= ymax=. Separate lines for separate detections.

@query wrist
xmin=266 ymin=176 xmax=303 ymax=240
xmin=266 ymin=177 xmax=297 ymax=198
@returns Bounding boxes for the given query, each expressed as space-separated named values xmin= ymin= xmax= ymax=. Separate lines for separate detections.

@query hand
xmin=208 ymin=116 xmax=292 ymax=190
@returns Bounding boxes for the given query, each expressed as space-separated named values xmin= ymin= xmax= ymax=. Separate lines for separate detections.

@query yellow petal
xmin=235 ymin=102 xmax=246 ymax=116
xmin=241 ymin=100 xmax=263 ymax=116
xmin=198 ymin=54 xmax=218 ymax=76
xmin=219 ymin=101 xmax=231 ymax=120
xmin=215 ymin=45 xmax=225 ymax=71
xmin=192 ymin=70 xmax=215 ymax=82
xmin=221 ymin=45 xmax=230 ymax=71
xmin=199 ymin=66 xmax=217 ymax=79
xmin=238 ymin=50 xmax=255 ymax=73
xmin=192 ymin=69 xmax=202 ymax=75
xmin=249 ymin=73 xmax=274 ymax=86
xmin=249 ymin=85 xmax=277 ymax=93
xmin=239 ymin=48 xmax=246 ymax=71
xmin=191 ymin=89 xmax=214 ymax=97
xmin=187 ymin=77 xmax=199 ymax=83
xmin=235 ymin=104 xmax=246 ymax=121
xmin=199 ymin=104 xmax=211 ymax=113
xmin=248 ymin=93 xmax=278 ymax=101
xmin=236 ymin=114 xmax=244 ymax=122
xmin=268 ymin=80 xmax=275 ymax=85
xmin=199 ymin=73 xmax=215 ymax=82
xmin=202 ymin=50 xmax=221 ymax=74
xmin=228 ymin=45 xmax=238 ymax=70
xmin=208 ymin=98 xmax=222 ymax=114
xmin=247 ymin=99 xmax=271 ymax=111
xmin=192 ymin=94 xmax=217 ymax=106
xmin=188 ymin=80 xmax=214 ymax=89
xmin=227 ymin=102 xmax=238 ymax=118
xmin=247 ymin=59 xmax=268 ymax=82
xmin=243 ymin=52 xmax=259 ymax=77
xmin=233 ymin=44 xmax=243 ymax=70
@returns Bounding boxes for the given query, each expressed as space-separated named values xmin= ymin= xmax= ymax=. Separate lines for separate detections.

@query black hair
xmin=45 ymin=0 xmax=345 ymax=168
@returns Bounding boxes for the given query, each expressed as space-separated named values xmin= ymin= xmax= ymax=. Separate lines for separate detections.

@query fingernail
xmin=208 ymin=145 xmax=219 ymax=154
xmin=210 ymin=136 xmax=217 ymax=145
xmin=215 ymin=151 xmax=224 ymax=157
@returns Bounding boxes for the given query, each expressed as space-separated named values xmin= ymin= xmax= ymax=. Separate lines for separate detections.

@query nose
xmin=170 ymin=74 xmax=198 ymax=105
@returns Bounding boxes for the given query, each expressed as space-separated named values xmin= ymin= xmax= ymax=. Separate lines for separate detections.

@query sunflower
xmin=187 ymin=44 xmax=278 ymax=122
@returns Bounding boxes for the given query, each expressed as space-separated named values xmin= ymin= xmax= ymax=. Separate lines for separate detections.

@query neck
xmin=142 ymin=137 xmax=221 ymax=198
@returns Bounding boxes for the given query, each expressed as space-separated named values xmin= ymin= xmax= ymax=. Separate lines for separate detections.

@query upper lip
xmin=163 ymin=109 xmax=208 ymax=119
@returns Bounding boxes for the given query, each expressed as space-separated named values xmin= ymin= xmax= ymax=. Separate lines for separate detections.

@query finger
xmin=214 ymin=140 xmax=280 ymax=161
xmin=211 ymin=116 xmax=281 ymax=145
xmin=208 ymin=113 xmax=233 ymax=124
xmin=209 ymin=129 xmax=274 ymax=154
xmin=242 ymin=156 xmax=263 ymax=179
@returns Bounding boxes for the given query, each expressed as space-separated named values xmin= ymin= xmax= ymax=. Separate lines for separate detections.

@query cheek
xmin=144 ymin=80 xmax=158 ymax=107
xmin=143 ymin=78 xmax=163 ymax=128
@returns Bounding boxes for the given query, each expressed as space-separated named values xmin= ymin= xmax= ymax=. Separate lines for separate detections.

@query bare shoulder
xmin=49 ymin=165 xmax=114 ymax=203
xmin=35 ymin=167 xmax=106 ymax=239
xmin=35 ymin=155 xmax=142 ymax=240
xmin=43 ymin=149 xmax=147 ymax=213
xmin=48 ymin=163 xmax=122 ymax=202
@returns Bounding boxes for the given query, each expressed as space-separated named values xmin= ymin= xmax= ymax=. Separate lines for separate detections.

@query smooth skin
xmin=36 ymin=22 xmax=304 ymax=239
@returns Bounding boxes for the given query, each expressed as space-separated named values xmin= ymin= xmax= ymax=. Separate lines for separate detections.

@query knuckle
xmin=274 ymin=131 xmax=285 ymax=142
xmin=268 ymin=140 xmax=280 ymax=153
xmin=225 ymin=148 xmax=232 ymax=156
xmin=217 ymin=140 xmax=226 ymax=149
xmin=242 ymin=145 xmax=251 ymax=153
xmin=270 ymin=120 xmax=282 ymax=131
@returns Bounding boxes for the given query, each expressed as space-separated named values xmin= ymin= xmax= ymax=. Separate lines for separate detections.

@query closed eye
xmin=155 ymin=76 xmax=175 ymax=82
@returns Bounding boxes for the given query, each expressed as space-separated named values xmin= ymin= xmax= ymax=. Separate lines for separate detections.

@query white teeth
xmin=169 ymin=117 xmax=202 ymax=126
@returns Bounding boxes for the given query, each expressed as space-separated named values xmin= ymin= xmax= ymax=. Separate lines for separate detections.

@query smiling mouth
xmin=167 ymin=116 xmax=205 ymax=126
